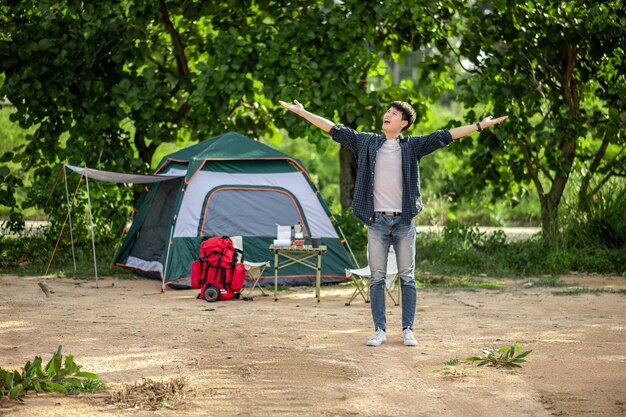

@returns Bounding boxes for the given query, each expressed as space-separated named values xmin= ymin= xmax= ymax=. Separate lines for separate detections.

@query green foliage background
xmin=1 ymin=0 xmax=625 ymax=275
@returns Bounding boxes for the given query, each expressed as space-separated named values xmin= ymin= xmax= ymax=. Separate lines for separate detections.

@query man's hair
xmin=390 ymin=101 xmax=416 ymax=132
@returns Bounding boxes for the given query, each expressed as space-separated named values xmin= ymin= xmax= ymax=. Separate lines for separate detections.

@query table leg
xmin=315 ymin=251 xmax=322 ymax=303
xmin=274 ymin=250 xmax=279 ymax=301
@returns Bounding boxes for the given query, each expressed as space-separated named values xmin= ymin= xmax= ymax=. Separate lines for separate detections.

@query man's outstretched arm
xmin=449 ymin=115 xmax=508 ymax=140
xmin=279 ymin=100 xmax=335 ymax=133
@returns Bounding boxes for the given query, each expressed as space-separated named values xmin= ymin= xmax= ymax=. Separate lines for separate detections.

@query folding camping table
xmin=270 ymin=244 xmax=327 ymax=302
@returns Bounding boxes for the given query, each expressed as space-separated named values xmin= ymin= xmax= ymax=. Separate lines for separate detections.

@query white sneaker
xmin=403 ymin=328 xmax=417 ymax=346
xmin=366 ymin=328 xmax=386 ymax=346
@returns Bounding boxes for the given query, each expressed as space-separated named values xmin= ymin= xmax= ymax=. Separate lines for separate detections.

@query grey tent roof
xmin=66 ymin=165 xmax=183 ymax=184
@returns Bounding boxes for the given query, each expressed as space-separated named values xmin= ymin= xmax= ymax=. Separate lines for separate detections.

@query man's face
xmin=382 ymin=107 xmax=408 ymax=133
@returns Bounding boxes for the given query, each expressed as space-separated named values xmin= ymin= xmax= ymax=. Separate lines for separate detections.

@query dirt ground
xmin=1 ymin=274 xmax=625 ymax=417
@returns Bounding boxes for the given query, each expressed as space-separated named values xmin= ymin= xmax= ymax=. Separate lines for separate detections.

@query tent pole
xmin=63 ymin=165 xmax=77 ymax=273
xmin=161 ymin=223 xmax=176 ymax=292
xmin=110 ymin=209 xmax=134 ymax=269
xmin=84 ymin=172 xmax=99 ymax=288
xmin=332 ymin=217 xmax=360 ymax=268
xmin=45 ymin=174 xmax=83 ymax=276
xmin=160 ymin=180 xmax=185 ymax=292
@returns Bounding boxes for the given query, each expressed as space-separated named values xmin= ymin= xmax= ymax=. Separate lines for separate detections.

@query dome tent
xmin=114 ymin=132 xmax=355 ymax=289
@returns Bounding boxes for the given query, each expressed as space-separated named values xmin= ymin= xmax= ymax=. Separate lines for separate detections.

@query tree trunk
xmin=134 ymin=129 xmax=157 ymax=169
xmin=339 ymin=144 xmax=357 ymax=211
xmin=540 ymin=172 xmax=570 ymax=247
xmin=539 ymin=195 xmax=559 ymax=247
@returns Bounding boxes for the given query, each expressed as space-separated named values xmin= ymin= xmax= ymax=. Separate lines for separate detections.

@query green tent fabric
xmin=114 ymin=132 xmax=355 ymax=289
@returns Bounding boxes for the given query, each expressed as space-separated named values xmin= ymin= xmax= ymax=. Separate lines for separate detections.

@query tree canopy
xmin=0 ymin=0 xmax=454 ymax=232
xmin=442 ymin=0 xmax=626 ymax=239
xmin=1 ymin=0 xmax=624 ymax=243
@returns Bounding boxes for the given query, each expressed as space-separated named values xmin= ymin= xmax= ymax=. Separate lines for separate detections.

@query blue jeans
xmin=367 ymin=213 xmax=417 ymax=331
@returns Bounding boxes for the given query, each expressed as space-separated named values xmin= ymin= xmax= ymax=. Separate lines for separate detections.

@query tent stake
xmin=85 ymin=172 xmax=99 ymax=288
xmin=63 ymin=165 xmax=77 ymax=273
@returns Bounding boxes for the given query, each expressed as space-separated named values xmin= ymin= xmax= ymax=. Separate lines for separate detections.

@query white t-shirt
xmin=373 ymin=139 xmax=402 ymax=212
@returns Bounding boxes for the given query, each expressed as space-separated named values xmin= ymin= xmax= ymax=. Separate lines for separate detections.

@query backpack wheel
xmin=203 ymin=284 xmax=220 ymax=302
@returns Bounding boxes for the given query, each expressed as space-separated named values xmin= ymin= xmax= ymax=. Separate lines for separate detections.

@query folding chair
xmin=345 ymin=245 xmax=401 ymax=306
xmin=243 ymin=260 xmax=270 ymax=296
xmin=230 ymin=236 xmax=270 ymax=297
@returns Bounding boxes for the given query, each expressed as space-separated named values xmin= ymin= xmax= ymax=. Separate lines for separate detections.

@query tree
xmin=448 ymin=0 xmax=626 ymax=242
xmin=0 ymin=1 xmax=187 ymax=231
xmin=0 ymin=0 xmax=456 ymax=230
xmin=231 ymin=1 xmax=456 ymax=210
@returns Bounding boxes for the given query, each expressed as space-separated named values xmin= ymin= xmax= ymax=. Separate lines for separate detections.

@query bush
xmin=561 ymin=182 xmax=626 ymax=249
xmin=544 ymin=250 xmax=576 ymax=274
xmin=415 ymin=222 xmax=623 ymax=277
xmin=416 ymin=223 xmax=508 ymax=275
xmin=0 ymin=234 xmax=51 ymax=270
xmin=589 ymin=188 xmax=626 ymax=248
xmin=0 ymin=231 xmax=132 ymax=278
xmin=500 ymin=238 xmax=545 ymax=275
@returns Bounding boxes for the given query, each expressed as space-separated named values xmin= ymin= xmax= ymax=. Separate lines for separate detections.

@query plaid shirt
xmin=329 ymin=124 xmax=453 ymax=225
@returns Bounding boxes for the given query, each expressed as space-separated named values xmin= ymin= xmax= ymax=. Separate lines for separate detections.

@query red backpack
xmin=190 ymin=236 xmax=245 ymax=301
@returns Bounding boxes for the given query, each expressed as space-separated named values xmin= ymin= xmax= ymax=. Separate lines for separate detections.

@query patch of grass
xmin=444 ymin=358 xmax=460 ymax=366
xmin=417 ymin=275 xmax=504 ymax=291
xmin=522 ymin=276 xmax=569 ymax=288
xmin=552 ymin=288 xmax=626 ymax=296
xmin=440 ymin=358 xmax=473 ymax=378
xmin=440 ymin=367 xmax=469 ymax=377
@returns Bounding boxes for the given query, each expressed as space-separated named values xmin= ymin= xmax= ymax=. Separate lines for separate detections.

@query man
xmin=279 ymin=99 xmax=507 ymax=346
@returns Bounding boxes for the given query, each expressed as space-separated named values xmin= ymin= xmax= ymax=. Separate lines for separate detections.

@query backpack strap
xmin=220 ymin=268 xmax=227 ymax=288
xmin=198 ymin=258 xmax=210 ymax=286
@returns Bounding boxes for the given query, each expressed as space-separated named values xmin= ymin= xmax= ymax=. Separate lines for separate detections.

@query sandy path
xmin=1 ymin=274 xmax=625 ymax=416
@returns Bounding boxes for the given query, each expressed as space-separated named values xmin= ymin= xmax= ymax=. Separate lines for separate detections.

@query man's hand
xmin=278 ymin=99 xmax=335 ymax=133
xmin=279 ymin=99 xmax=305 ymax=115
xmin=449 ymin=115 xmax=509 ymax=140
xmin=480 ymin=115 xmax=508 ymax=128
